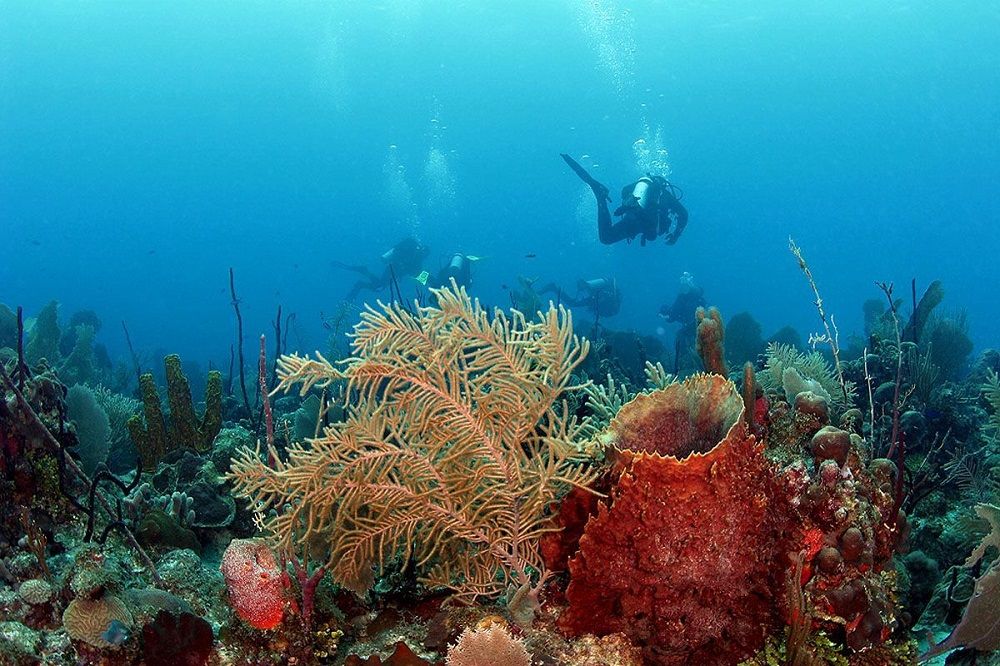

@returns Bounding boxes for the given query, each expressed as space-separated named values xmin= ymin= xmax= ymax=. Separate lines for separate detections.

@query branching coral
xmin=229 ymin=283 xmax=597 ymax=600
xmin=582 ymin=362 xmax=676 ymax=434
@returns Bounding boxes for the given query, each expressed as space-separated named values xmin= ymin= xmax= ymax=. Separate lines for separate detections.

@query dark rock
xmin=187 ymin=481 xmax=235 ymax=528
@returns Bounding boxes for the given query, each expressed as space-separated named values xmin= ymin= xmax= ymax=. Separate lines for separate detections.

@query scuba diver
xmin=334 ymin=236 xmax=430 ymax=301
xmin=659 ymin=272 xmax=706 ymax=374
xmin=659 ymin=271 xmax=705 ymax=325
xmin=542 ymin=277 xmax=622 ymax=321
xmin=417 ymin=252 xmax=480 ymax=291
xmin=561 ymin=153 xmax=688 ymax=246
xmin=508 ymin=276 xmax=543 ymax=314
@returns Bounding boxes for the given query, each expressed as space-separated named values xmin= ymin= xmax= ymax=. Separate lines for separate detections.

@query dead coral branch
xmin=788 ymin=238 xmax=849 ymax=405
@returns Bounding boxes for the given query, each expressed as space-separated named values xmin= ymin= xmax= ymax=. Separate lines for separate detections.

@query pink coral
xmin=220 ymin=538 xmax=285 ymax=630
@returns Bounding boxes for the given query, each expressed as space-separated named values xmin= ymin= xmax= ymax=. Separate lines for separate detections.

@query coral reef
xmin=3 ymin=272 xmax=998 ymax=664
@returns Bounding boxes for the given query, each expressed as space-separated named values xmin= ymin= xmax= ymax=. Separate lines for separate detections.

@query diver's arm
xmin=664 ymin=200 xmax=689 ymax=245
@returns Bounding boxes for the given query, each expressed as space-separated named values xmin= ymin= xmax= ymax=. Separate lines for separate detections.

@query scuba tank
xmin=631 ymin=177 xmax=654 ymax=209
xmin=448 ymin=253 xmax=467 ymax=273
xmin=579 ymin=277 xmax=611 ymax=293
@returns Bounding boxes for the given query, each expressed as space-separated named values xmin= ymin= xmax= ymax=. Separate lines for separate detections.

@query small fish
xmin=30 ymin=240 xmax=41 ymax=246
xmin=147 ymin=250 xmax=156 ymax=255
xmin=525 ymin=253 xmax=537 ymax=259
xmin=101 ymin=619 xmax=130 ymax=646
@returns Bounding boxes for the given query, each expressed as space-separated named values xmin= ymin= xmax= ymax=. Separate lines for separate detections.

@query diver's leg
xmin=333 ymin=261 xmax=378 ymax=280
xmin=598 ymin=213 xmax=642 ymax=245
xmin=561 ymin=154 xmax=610 ymax=200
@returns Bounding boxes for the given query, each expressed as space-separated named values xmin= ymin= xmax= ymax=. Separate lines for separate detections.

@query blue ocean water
xmin=2 ymin=1 xmax=998 ymax=367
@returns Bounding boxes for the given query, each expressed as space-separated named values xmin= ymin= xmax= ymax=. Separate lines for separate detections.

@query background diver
xmin=541 ymin=277 xmax=622 ymax=320
xmin=659 ymin=271 xmax=706 ymax=374
xmin=417 ymin=252 xmax=481 ymax=291
xmin=333 ymin=236 xmax=430 ymax=301
xmin=561 ymin=153 xmax=688 ymax=246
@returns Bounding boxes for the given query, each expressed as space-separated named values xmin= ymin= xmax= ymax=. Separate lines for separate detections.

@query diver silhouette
xmin=562 ymin=153 xmax=688 ymax=246
xmin=333 ymin=236 xmax=430 ymax=301
xmin=541 ymin=277 xmax=622 ymax=320
xmin=420 ymin=253 xmax=479 ymax=291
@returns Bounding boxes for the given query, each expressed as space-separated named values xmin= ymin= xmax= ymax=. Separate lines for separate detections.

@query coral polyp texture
xmin=560 ymin=374 xmax=790 ymax=665
xmin=228 ymin=283 xmax=597 ymax=600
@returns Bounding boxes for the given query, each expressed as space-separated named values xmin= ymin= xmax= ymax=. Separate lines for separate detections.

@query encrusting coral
xmin=229 ymin=282 xmax=597 ymax=603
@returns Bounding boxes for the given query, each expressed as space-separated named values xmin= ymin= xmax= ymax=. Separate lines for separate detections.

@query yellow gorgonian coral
xmin=229 ymin=282 xmax=596 ymax=600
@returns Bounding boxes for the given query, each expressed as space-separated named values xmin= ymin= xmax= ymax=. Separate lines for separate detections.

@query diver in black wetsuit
xmin=561 ymin=153 xmax=688 ymax=246
xmin=542 ymin=277 xmax=622 ymax=320
xmin=660 ymin=272 xmax=706 ymax=372
xmin=334 ymin=236 xmax=430 ymax=301
xmin=659 ymin=273 xmax=705 ymax=325
xmin=424 ymin=253 xmax=476 ymax=291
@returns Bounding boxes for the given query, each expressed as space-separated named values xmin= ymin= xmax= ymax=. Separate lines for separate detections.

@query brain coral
xmin=62 ymin=594 xmax=133 ymax=648
xmin=17 ymin=579 xmax=52 ymax=605
xmin=560 ymin=374 xmax=791 ymax=665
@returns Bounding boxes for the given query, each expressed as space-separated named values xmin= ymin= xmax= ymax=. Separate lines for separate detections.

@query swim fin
xmin=561 ymin=154 xmax=611 ymax=202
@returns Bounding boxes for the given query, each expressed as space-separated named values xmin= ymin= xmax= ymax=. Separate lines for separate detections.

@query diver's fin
xmin=561 ymin=153 xmax=611 ymax=201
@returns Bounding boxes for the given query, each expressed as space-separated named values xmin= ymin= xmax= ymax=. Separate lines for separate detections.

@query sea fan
xmin=229 ymin=283 xmax=596 ymax=600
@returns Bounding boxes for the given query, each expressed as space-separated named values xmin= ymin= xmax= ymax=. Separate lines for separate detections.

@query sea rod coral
xmin=228 ymin=282 xmax=597 ymax=602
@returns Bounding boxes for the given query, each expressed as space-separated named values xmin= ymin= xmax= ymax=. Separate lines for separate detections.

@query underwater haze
xmin=7 ymin=3 xmax=1000 ymax=665
xmin=2 ymin=0 xmax=999 ymax=365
